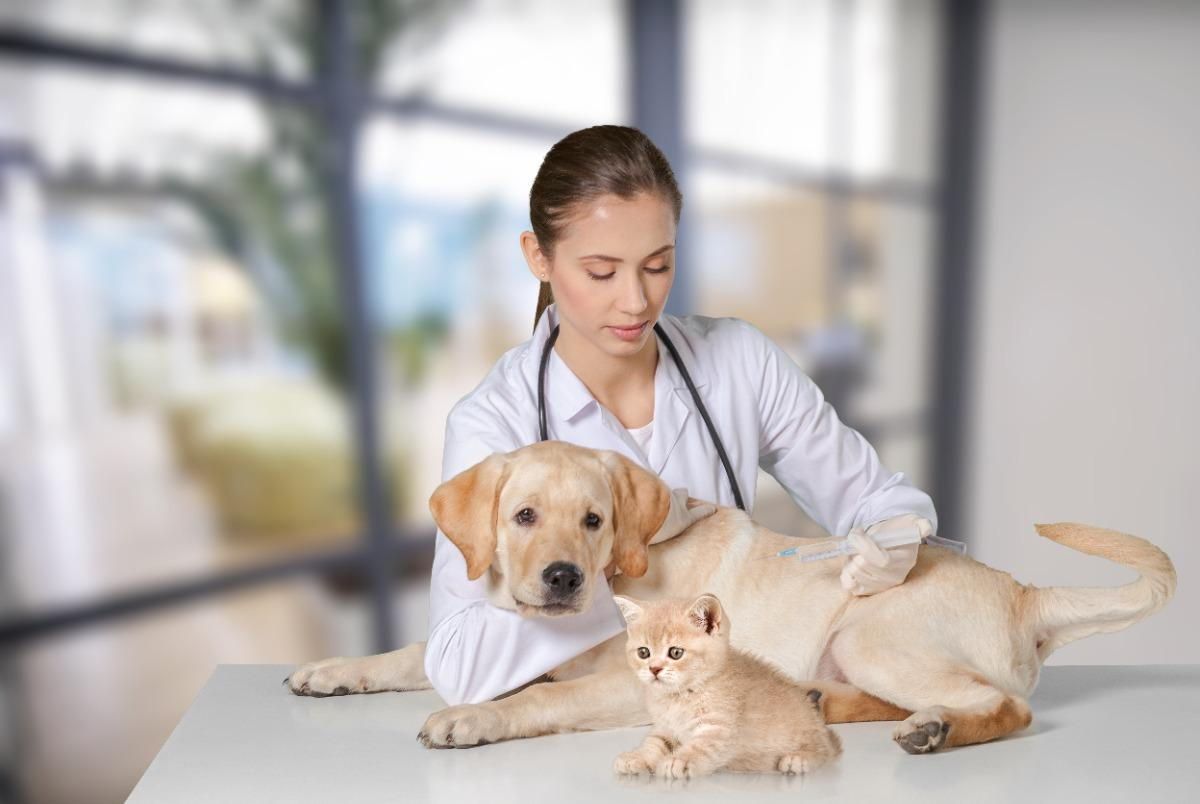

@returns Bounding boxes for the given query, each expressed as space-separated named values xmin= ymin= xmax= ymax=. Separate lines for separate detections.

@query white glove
xmin=606 ymin=489 xmax=717 ymax=579
xmin=649 ymin=488 xmax=718 ymax=545
xmin=839 ymin=514 xmax=933 ymax=596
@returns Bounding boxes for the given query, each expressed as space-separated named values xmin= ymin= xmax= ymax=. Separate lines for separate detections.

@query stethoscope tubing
xmin=537 ymin=321 xmax=746 ymax=511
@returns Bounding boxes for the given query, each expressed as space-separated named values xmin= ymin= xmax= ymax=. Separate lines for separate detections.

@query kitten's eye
xmin=515 ymin=508 xmax=536 ymax=526
xmin=584 ymin=512 xmax=602 ymax=530
xmin=668 ymin=647 xmax=685 ymax=660
xmin=637 ymin=647 xmax=651 ymax=660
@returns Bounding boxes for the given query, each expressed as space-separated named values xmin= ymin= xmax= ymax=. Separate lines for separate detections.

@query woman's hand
xmin=839 ymin=514 xmax=933 ymax=596
xmin=648 ymin=488 xmax=718 ymax=546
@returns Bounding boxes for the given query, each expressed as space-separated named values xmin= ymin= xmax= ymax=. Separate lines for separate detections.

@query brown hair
xmin=529 ymin=125 xmax=683 ymax=331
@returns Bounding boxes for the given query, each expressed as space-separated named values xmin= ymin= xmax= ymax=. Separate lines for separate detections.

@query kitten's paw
xmin=893 ymin=707 xmax=950 ymax=754
xmin=777 ymin=753 xmax=812 ymax=775
xmin=657 ymin=756 xmax=711 ymax=779
xmin=613 ymin=751 xmax=652 ymax=775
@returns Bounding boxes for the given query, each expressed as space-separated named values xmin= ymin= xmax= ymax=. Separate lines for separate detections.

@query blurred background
xmin=0 ymin=0 xmax=1196 ymax=801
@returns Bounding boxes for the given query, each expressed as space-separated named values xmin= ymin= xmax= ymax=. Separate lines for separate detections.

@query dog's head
xmin=429 ymin=440 xmax=671 ymax=617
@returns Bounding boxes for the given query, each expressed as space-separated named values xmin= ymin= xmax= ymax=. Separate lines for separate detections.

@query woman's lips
xmin=609 ymin=321 xmax=648 ymax=341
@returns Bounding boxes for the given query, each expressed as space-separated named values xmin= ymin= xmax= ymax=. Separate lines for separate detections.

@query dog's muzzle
xmin=541 ymin=561 xmax=583 ymax=601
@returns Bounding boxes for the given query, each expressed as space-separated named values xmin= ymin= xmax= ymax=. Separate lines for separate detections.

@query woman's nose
xmin=617 ymin=272 xmax=648 ymax=313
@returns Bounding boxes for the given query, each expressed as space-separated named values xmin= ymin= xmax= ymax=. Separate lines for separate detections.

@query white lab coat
xmin=424 ymin=303 xmax=938 ymax=705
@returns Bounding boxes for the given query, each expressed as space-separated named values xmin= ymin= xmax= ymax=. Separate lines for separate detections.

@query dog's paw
xmin=613 ymin=751 xmax=652 ymax=775
xmin=893 ymin=708 xmax=950 ymax=754
xmin=286 ymin=657 xmax=371 ymax=697
xmin=417 ymin=704 xmax=505 ymax=749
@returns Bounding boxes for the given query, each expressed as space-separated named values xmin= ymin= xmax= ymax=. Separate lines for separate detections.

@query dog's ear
xmin=429 ymin=452 xmax=510 ymax=580
xmin=686 ymin=593 xmax=724 ymax=636
xmin=613 ymin=595 xmax=645 ymax=626
xmin=598 ymin=451 xmax=671 ymax=578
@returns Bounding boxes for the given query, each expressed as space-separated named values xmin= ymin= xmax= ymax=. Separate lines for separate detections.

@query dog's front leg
xmin=418 ymin=668 xmax=649 ymax=748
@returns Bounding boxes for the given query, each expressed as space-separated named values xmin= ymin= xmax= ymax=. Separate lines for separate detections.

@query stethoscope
xmin=537 ymin=322 xmax=746 ymax=511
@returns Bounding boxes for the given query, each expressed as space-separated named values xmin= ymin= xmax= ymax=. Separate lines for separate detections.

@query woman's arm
xmin=746 ymin=320 xmax=938 ymax=542
xmin=424 ymin=402 xmax=627 ymax=705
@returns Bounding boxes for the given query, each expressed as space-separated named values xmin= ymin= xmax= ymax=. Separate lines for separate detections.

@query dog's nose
xmin=542 ymin=562 xmax=583 ymax=597
xmin=649 ymin=666 xmax=663 ymax=678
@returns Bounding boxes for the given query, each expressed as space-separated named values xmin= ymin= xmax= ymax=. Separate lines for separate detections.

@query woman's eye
xmin=637 ymin=647 xmax=651 ymax=659
xmin=515 ymin=508 xmax=536 ymax=525
xmin=668 ymin=647 xmax=685 ymax=660
xmin=584 ymin=512 xmax=602 ymax=529
xmin=586 ymin=264 xmax=670 ymax=281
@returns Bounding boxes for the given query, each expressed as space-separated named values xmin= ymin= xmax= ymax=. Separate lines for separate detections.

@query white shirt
xmin=625 ymin=419 xmax=653 ymax=458
xmin=424 ymin=303 xmax=938 ymax=705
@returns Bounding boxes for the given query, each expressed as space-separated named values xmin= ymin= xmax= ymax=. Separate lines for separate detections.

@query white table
xmin=129 ymin=664 xmax=1200 ymax=803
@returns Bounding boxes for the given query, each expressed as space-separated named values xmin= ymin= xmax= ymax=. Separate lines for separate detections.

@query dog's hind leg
xmin=890 ymin=684 xmax=1032 ymax=754
xmin=805 ymin=680 xmax=911 ymax=724
xmin=832 ymin=634 xmax=1032 ymax=753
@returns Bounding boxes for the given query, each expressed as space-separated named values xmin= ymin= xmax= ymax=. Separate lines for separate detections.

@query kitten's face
xmin=614 ymin=594 xmax=729 ymax=691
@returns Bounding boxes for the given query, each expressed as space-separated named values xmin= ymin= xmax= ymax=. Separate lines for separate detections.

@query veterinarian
xmin=425 ymin=125 xmax=938 ymax=706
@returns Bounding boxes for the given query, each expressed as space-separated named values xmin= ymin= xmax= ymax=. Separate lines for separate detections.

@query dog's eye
xmin=637 ymin=647 xmax=650 ymax=660
xmin=515 ymin=508 xmax=536 ymax=525
xmin=668 ymin=647 xmax=685 ymax=660
xmin=584 ymin=512 xmax=602 ymax=529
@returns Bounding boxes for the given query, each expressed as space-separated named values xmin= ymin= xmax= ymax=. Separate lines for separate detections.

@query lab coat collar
xmin=533 ymin=303 xmax=707 ymax=473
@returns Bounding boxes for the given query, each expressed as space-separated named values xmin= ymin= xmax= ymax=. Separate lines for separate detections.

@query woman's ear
xmin=686 ymin=593 xmax=725 ymax=636
xmin=598 ymin=450 xmax=671 ymax=578
xmin=613 ymin=595 xmax=645 ymax=626
xmin=520 ymin=231 xmax=551 ymax=283
xmin=428 ymin=453 xmax=510 ymax=580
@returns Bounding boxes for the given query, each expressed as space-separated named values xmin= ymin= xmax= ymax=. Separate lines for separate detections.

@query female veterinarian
xmin=424 ymin=125 xmax=938 ymax=706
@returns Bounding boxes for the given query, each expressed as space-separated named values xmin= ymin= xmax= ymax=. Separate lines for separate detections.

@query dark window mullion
xmin=0 ymin=28 xmax=321 ymax=105
xmin=317 ymin=0 xmax=397 ymax=654
xmin=0 ymin=540 xmax=362 ymax=647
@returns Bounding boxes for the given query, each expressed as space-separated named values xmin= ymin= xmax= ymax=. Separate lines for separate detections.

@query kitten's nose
xmin=649 ymin=666 xmax=663 ymax=678
xmin=542 ymin=562 xmax=583 ymax=598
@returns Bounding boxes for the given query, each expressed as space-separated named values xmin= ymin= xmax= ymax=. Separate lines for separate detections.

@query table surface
xmin=128 ymin=664 xmax=1200 ymax=804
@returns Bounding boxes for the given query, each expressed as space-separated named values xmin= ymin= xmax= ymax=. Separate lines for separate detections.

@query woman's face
xmin=524 ymin=192 xmax=676 ymax=360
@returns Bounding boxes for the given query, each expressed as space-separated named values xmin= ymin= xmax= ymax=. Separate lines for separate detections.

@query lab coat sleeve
xmin=746 ymin=321 xmax=939 ymax=539
xmin=423 ymin=402 xmax=628 ymax=706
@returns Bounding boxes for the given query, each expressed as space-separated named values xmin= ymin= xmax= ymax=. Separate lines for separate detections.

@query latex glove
xmin=839 ymin=514 xmax=933 ymax=596
xmin=606 ymin=489 xmax=717 ymax=579
xmin=649 ymin=488 xmax=718 ymax=546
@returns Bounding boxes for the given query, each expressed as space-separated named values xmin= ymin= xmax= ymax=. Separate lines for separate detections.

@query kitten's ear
xmin=613 ymin=595 xmax=644 ymax=626
xmin=686 ymin=593 xmax=725 ymax=635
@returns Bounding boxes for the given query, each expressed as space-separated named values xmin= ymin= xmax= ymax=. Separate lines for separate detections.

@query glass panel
xmin=357 ymin=116 xmax=552 ymax=534
xmin=0 ymin=0 xmax=316 ymax=79
xmin=3 ymin=576 xmax=410 ymax=803
xmin=685 ymin=0 xmax=942 ymax=184
xmin=692 ymin=168 xmax=935 ymax=534
xmin=366 ymin=0 xmax=628 ymax=128
xmin=0 ymin=62 xmax=362 ymax=616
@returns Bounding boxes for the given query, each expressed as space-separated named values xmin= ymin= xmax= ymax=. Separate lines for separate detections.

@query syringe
xmin=763 ymin=521 xmax=932 ymax=563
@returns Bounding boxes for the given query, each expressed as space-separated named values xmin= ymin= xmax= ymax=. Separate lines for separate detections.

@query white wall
xmin=968 ymin=0 xmax=1200 ymax=664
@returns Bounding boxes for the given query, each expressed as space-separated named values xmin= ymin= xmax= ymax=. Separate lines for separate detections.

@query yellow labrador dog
xmin=287 ymin=441 xmax=1176 ymax=754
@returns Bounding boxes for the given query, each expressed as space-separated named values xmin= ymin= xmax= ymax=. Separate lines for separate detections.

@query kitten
xmin=612 ymin=593 xmax=841 ymax=779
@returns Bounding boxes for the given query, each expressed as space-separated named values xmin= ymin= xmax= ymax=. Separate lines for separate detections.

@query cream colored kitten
xmin=612 ymin=593 xmax=841 ymax=779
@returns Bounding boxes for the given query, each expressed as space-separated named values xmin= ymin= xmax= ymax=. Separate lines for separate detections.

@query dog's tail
xmin=1024 ymin=523 xmax=1176 ymax=659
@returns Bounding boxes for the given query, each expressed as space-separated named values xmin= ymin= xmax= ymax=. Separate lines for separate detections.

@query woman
xmin=425 ymin=125 xmax=937 ymax=706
